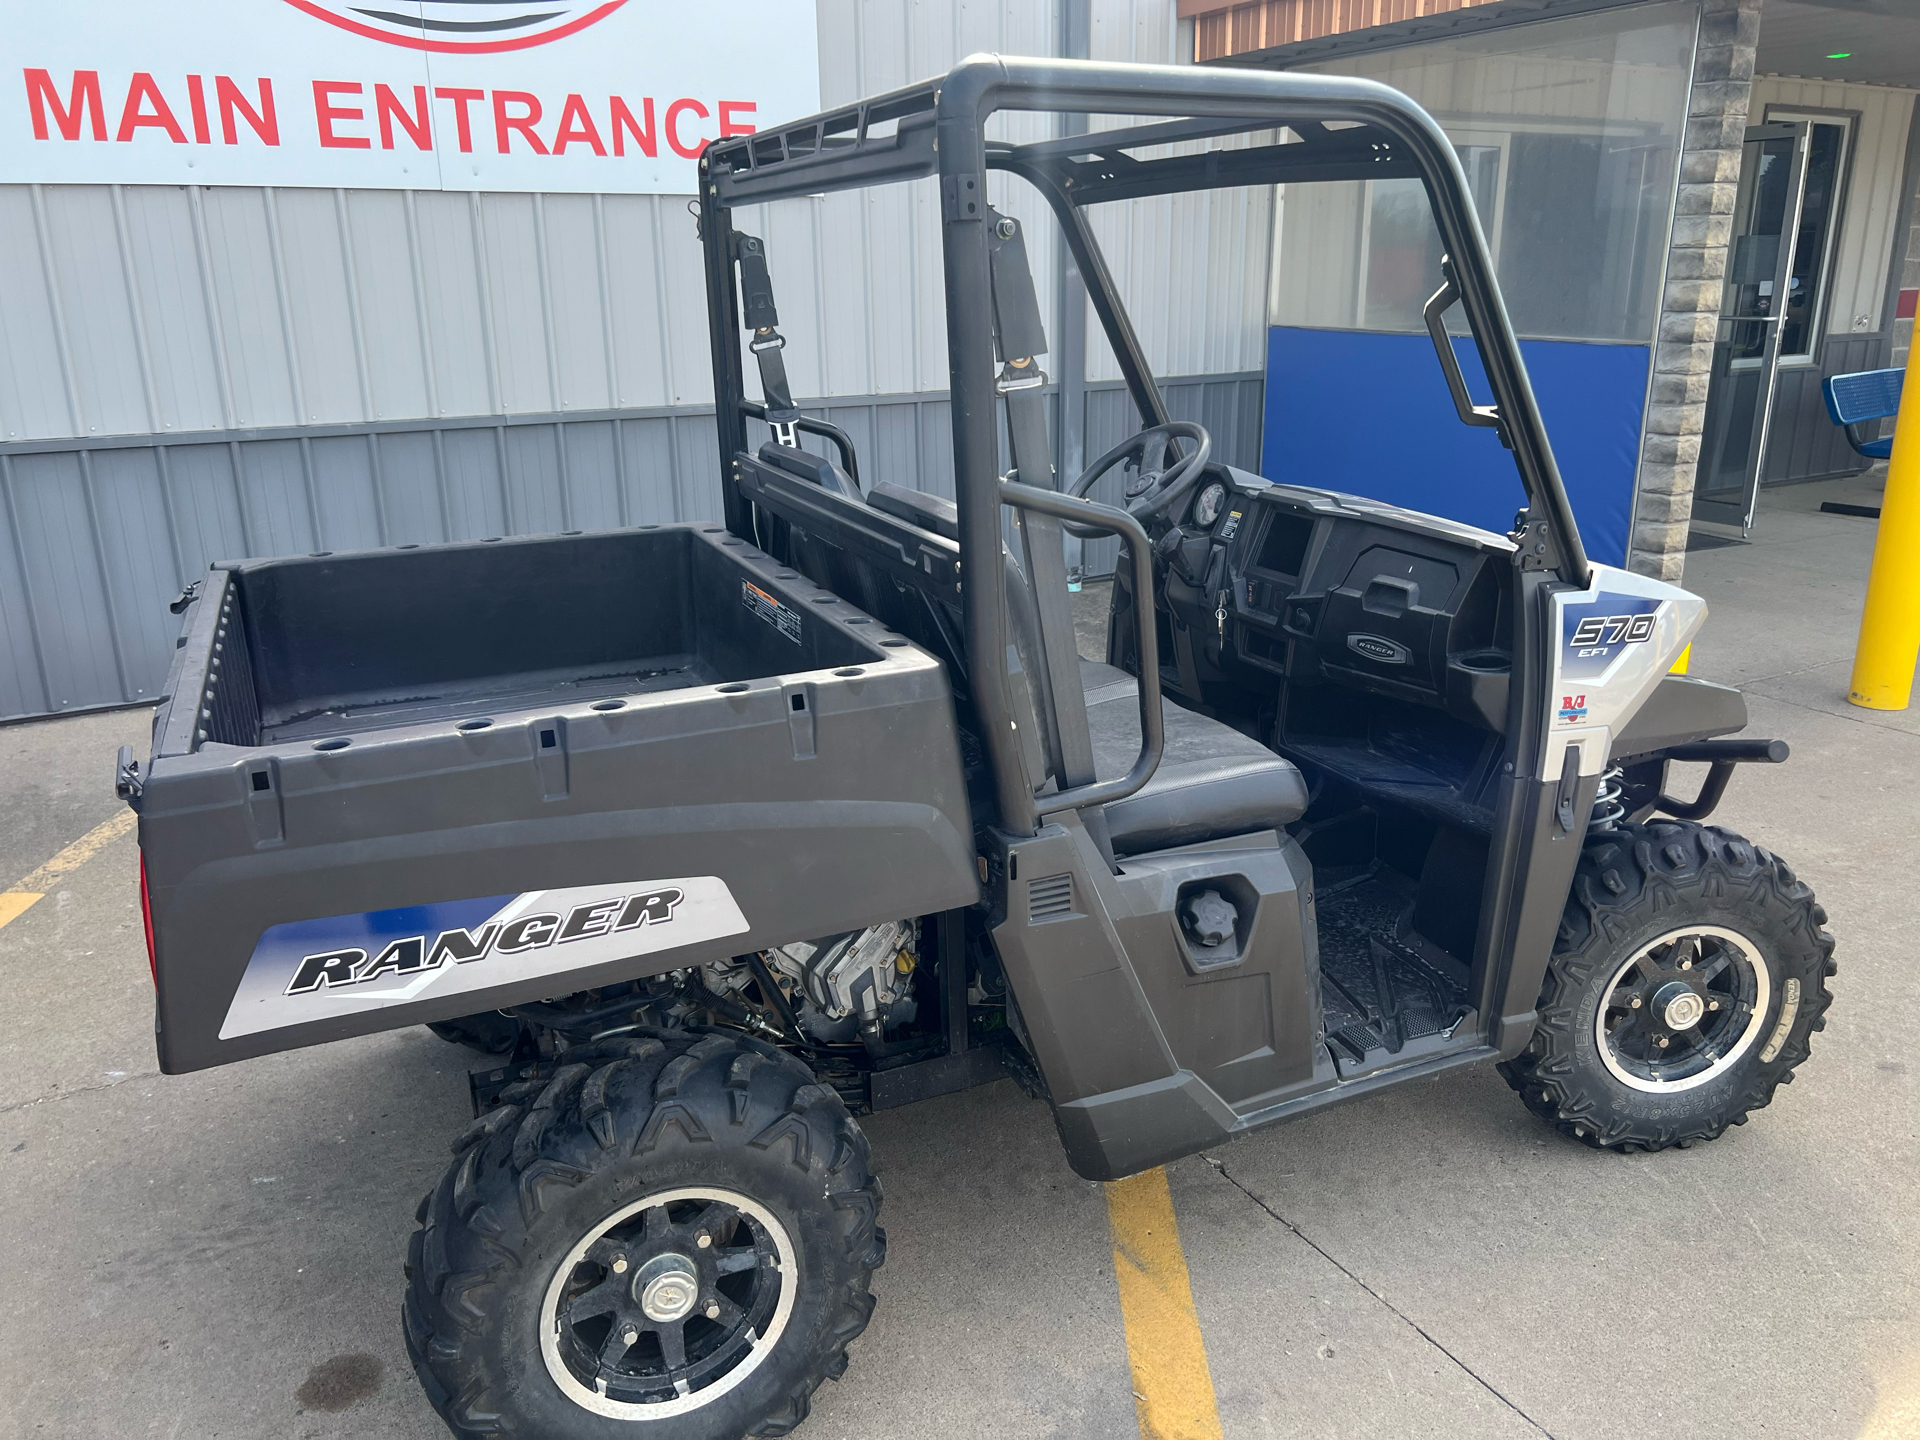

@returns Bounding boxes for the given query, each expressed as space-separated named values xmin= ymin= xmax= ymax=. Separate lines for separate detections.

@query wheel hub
xmin=1654 ymin=981 xmax=1706 ymax=1031
xmin=540 ymin=1186 xmax=796 ymax=1422
xmin=1594 ymin=926 xmax=1771 ymax=1094
xmin=635 ymin=1253 xmax=699 ymax=1323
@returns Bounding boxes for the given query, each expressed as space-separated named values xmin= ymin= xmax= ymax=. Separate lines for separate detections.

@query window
xmin=1268 ymin=2 xmax=1697 ymax=346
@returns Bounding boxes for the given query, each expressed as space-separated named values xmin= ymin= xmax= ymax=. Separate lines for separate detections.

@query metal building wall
xmin=0 ymin=0 xmax=1273 ymax=723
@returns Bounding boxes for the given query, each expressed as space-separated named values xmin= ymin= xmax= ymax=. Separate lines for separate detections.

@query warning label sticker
xmin=742 ymin=580 xmax=802 ymax=644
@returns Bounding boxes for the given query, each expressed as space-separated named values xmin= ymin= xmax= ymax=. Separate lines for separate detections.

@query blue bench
xmin=1822 ymin=367 xmax=1903 ymax=460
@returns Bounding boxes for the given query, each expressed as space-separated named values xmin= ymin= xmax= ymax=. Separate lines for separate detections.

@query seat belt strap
xmin=734 ymin=232 xmax=801 ymax=447
xmin=986 ymin=209 xmax=1105 ymax=829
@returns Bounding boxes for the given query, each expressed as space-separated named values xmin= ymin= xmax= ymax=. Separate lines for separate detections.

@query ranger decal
xmin=218 ymin=878 xmax=749 ymax=1039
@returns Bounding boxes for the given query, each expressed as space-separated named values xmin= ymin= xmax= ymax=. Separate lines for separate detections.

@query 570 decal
xmin=286 ymin=887 xmax=682 ymax=994
xmin=1570 ymin=612 xmax=1656 ymax=654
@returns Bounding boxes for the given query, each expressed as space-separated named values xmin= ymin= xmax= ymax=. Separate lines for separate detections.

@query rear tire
xmin=1499 ymin=819 xmax=1834 ymax=1152
xmin=404 ymin=1029 xmax=884 ymax=1439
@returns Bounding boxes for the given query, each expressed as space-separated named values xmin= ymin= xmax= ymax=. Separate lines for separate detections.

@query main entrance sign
xmin=1 ymin=0 xmax=819 ymax=193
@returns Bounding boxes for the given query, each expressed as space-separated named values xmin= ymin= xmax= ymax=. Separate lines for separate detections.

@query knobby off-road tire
xmin=404 ymin=1029 xmax=884 ymax=1439
xmin=427 ymin=1011 xmax=520 ymax=1056
xmin=1500 ymin=819 xmax=1835 ymax=1152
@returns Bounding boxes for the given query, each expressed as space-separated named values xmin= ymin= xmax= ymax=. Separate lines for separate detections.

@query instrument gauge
xmin=1193 ymin=481 xmax=1227 ymax=529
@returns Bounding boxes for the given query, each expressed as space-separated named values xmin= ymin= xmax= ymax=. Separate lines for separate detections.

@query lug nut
xmin=1681 ymin=959 xmax=1692 ymax=970
xmin=1655 ymin=1036 xmax=1669 ymax=1048
xmin=1708 ymin=1000 xmax=1720 ymax=1011
xmin=621 ymin=1326 xmax=638 ymax=1344
xmin=696 ymin=1232 xmax=712 ymax=1249
xmin=611 ymin=1255 xmax=628 ymax=1274
xmin=1630 ymin=997 xmax=1642 ymax=1009
xmin=706 ymin=1302 xmax=721 ymax=1320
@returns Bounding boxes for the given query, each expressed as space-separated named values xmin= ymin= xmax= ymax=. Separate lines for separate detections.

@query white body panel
xmin=1542 ymin=563 xmax=1706 ymax=782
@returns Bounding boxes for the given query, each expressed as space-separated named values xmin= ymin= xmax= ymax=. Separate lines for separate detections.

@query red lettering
xmin=312 ymin=80 xmax=367 ymax=149
xmin=492 ymin=90 xmax=547 ymax=155
xmin=609 ymin=95 xmax=654 ymax=158
xmin=718 ymin=100 xmax=756 ymax=137
xmin=217 ymin=76 xmax=276 ymax=147
xmin=24 ymin=68 xmax=105 ymax=141
xmin=375 ymin=83 xmax=430 ymax=151
xmin=116 ymin=73 xmax=187 ymax=144
xmin=434 ymin=86 xmax=483 ymax=154
xmin=186 ymin=75 xmax=210 ymax=144
xmin=665 ymin=97 xmax=710 ymax=158
xmin=551 ymin=93 xmax=605 ymax=156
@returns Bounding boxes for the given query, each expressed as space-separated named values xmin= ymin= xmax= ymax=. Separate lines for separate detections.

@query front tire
xmin=1500 ymin=820 xmax=1835 ymax=1152
xmin=404 ymin=1030 xmax=884 ymax=1439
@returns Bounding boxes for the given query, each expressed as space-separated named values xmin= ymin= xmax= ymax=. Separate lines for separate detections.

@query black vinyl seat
xmin=1081 ymin=661 xmax=1308 ymax=855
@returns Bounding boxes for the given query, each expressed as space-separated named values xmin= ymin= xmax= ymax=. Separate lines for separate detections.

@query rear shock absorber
xmin=1587 ymin=764 xmax=1626 ymax=833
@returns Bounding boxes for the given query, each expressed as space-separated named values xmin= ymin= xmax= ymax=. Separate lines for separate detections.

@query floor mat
xmin=1314 ymin=867 xmax=1471 ymax=1062
xmin=1686 ymin=530 xmax=1745 ymax=552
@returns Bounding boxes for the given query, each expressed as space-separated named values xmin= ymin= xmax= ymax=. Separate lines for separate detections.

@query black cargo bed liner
xmin=261 ymin=655 xmax=725 ymax=742
xmin=185 ymin=528 xmax=869 ymax=749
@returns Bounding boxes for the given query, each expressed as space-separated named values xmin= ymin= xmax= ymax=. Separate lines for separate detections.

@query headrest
xmin=867 ymin=481 xmax=960 ymax=542
xmin=757 ymin=442 xmax=859 ymax=498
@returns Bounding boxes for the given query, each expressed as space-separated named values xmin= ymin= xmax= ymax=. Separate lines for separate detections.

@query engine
xmin=702 ymin=919 xmax=919 ymax=1045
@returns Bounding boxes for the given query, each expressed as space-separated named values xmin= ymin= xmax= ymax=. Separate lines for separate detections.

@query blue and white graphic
xmin=1557 ymin=594 xmax=1663 ymax=684
xmin=219 ymin=877 xmax=749 ymax=1039
xmin=1541 ymin=563 xmax=1705 ymax=782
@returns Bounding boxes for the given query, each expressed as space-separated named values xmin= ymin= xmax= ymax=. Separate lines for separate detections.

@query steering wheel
xmin=1066 ymin=421 xmax=1213 ymax=526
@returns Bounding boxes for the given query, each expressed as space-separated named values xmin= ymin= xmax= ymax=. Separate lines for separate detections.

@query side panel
xmin=990 ymin=817 xmax=1329 ymax=1182
xmin=1491 ymin=563 xmax=1705 ymax=1055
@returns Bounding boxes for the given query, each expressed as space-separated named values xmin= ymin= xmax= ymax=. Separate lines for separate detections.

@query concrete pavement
xmin=1 ymin=474 xmax=1915 ymax=1439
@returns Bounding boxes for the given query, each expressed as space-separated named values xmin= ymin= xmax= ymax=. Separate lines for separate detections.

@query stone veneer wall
xmin=1628 ymin=0 xmax=1763 ymax=580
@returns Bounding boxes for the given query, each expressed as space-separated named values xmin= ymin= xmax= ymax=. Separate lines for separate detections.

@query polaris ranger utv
xmin=125 ymin=55 xmax=1835 ymax=1440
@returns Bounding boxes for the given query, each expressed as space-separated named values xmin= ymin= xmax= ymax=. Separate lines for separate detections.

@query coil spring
xmin=1588 ymin=764 xmax=1626 ymax=832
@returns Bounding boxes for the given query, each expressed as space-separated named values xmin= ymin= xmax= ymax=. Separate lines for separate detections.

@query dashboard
xmin=1147 ymin=466 xmax=1519 ymax=735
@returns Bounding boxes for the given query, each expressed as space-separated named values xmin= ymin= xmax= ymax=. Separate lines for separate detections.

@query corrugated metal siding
xmin=1764 ymin=333 xmax=1886 ymax=485
xmin=0 ymin=4 xmax=1069 ymax=440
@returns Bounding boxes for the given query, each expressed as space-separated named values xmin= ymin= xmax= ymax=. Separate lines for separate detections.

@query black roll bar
xmin=706 ymin=53 xmax=1595 ymax=839
xmin=999 ymin=480 xmax=1165 ymax=816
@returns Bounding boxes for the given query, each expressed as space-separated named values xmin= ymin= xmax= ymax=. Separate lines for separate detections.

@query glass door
xmin=1694 ymin=122 xmax=1810 ymax=530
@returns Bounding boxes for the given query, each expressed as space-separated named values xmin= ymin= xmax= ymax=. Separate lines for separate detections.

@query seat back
xmin=733 ymin=447 xmax=1066 ymax=786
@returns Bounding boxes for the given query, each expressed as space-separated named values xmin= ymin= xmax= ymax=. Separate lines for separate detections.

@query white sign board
xmin=1 ymin=1 xmax=820 ymax=193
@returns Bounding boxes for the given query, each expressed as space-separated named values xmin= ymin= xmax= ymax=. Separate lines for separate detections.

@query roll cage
xmin=697 ymin=53 xmax=1592 ymax=839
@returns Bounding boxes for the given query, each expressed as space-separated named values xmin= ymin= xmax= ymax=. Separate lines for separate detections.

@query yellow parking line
xmin=1106 ymin=1166 xmax=1224 ymax=1440
xmin=0 ymin=809 xmax=137 ymax=932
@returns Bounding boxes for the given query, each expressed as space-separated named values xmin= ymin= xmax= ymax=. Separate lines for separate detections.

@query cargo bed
xmin=139 ymin=524 xmax=980 ymax=1074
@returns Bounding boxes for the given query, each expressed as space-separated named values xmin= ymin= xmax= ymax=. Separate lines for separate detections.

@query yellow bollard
xmin=1849 ymin=357 xmax=1920 ymax=710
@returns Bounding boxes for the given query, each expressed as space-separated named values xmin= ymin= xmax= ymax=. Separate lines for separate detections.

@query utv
xmin=125 ymin=55 xmax=1835 ymax=1440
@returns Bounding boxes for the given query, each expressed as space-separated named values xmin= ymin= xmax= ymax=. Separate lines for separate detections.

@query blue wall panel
xmin=1261 ymin=327 xmax=1649 ymax=568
